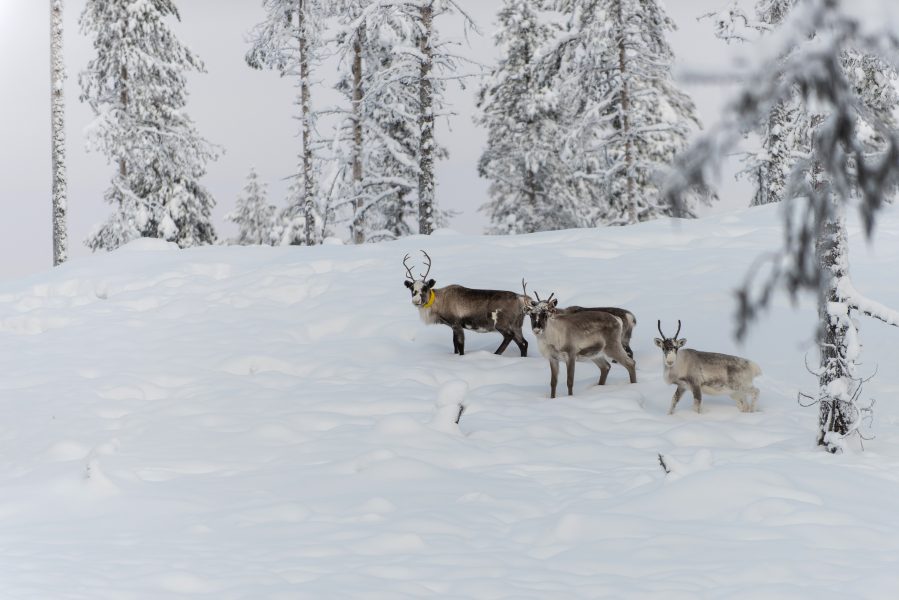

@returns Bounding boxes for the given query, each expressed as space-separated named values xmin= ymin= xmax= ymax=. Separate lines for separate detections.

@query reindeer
xmin=403 ymin=251 xmax=528 ymax=356
xmin=522 ymin=281 xmax=637 ymax=398
xmin=655 ymin=320 xmax=762 ymax=414
xmin=553 ymin=305 xmax=636 ymax=359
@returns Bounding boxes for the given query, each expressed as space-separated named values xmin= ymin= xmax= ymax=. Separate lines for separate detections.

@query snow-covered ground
xmin=1 ymin=205 xmax=898 ymax=599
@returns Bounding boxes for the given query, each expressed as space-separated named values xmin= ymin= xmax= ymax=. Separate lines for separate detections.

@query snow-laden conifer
xmin=247 ymin=0 xmax=325 ymax=246
xmin=80 ymin=0 xmax=218 ymax=251
xmin=705 ymin=0 xmax=897 ymax=206
xmin=476 ymin=0 xmax=579 ymax=234
xmin=667 ymin=0 xmax=899 ymax=453
xmin=226 ymin=168 xmax=276 ymax=246
xmin=50 ymin=0 xmax=68 ymax=265
xmin=547 ymin=0 xmax=707 ymax=225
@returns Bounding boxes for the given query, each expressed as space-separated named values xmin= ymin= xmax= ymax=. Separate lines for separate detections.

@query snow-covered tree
xmin=321 ymin=1 xmax=468 ymax=240
xmin=80 ymin=0 xmax=218 ymax=251
xmin=247 ymin=0 xmax=325 ymax=246
xmin=51 ymin=0 xmax=68 ymax=265
xmin=226 ymin=168 xmax=276 ymax=246
xmin=666 ymin=0 xmax=899 ymax=453
xmin=546 ymin=0 xmax=707 ymax=226
xmin=476 ymin=0 xmax=579 ymax=234
xmin=705 ymin=0 xmax=897 ymax=207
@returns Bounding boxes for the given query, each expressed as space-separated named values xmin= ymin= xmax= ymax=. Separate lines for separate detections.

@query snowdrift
xmin=1 ymin=205 xmax=898 ymax=598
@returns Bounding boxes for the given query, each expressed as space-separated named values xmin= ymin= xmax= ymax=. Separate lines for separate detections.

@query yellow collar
xmin=423 ymin=289 xmax=436 ymax=309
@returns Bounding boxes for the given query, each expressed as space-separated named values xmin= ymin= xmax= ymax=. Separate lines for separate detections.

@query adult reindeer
xmin=403 ymin=251 xmax=528 ymax=356
xmin=655 ymin=320 xmax=762 ymax=414
xmin=523 ymin=281 xmax=637 ymax=398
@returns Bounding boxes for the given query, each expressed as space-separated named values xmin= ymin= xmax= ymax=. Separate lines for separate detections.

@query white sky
xmin=0 ymin=0 xmax=748 ymax=281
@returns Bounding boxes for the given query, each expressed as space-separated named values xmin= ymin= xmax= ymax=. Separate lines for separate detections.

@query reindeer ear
xmin=549 ymin=299 xmax=558 ymax=309
xmin=404 ymin=280 xmax=413 ymax=289
xmin=427 ymin=279 xmax=436 ymax=288
xmin=654 ymin=337 xmax=663 ymax=348
xmin=676 ymin=338 xmax=687 ymax=348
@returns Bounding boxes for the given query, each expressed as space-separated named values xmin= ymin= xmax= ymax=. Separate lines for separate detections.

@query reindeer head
xmin=403 ymin=251 xmax=437 ymax=307
xmin=654 ymin=320 xmax=686 ymax=367
xmin=521 ymin=279 xmax=557 ymax=335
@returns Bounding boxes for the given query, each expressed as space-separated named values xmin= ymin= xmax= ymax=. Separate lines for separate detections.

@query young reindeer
xmin=655 ymin=320 xmax=762 ymax=414
xmin=522 ymin=281 xmax=637 ymax=398
xmin=403 ymin=251 xmax=528 ymax=356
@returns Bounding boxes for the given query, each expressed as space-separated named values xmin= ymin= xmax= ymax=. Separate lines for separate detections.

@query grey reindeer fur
xmin=523 ymin=282 xmax=637 ymax=398
xmin=655 ymin=320 xmax=762 ymax=414
xmin=403 ymin=252 xmax=528 ymax=356
xmin=560 ymin=306 xmax=636 ymax=358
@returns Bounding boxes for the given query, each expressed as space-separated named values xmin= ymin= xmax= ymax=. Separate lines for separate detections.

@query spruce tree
xmin=80 ymin=0 xmax=218 ymax=251
xmin=477 ymin=0 xmax=578 ymax=234
xmin=226 ymin=168 xmax=276 ymax=246
xmin=548 ymin=0 xmax=707 ymax=225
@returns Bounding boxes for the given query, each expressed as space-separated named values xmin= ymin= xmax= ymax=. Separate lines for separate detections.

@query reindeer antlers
xmin=420 ymin=250 xmax=432 ymax=280
xmin=402 ymin=253 xmax=415 ymax=281
xmin=403 ymin=250 xmax=434 ymax=281
xmin=521 ymin=279 xmax=556 ymax=303
xmin=657 ymin=320 xmax=683 ymax=339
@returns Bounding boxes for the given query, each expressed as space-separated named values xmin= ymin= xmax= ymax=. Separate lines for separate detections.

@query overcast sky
xmin=0 ymin=0 xmax=747 ymax=281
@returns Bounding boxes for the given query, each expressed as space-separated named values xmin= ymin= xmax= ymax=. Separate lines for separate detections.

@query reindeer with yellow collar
xmin=403 ymin=251 xmax=528 ymax=356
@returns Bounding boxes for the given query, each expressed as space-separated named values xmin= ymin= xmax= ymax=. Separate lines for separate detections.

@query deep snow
xmin=1 ymin=205 xmax=898 ymax=598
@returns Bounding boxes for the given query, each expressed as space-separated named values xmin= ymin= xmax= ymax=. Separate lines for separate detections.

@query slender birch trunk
xmin=351 ymin=28 xmax=365 ymax=244
xmin=50 ymin=0 xmax=68 ymax=265
xmin=298 ymin=0 xmax=316 ymax=246
xmin=616 ymin=1 xmax=636 ymax=224
xmin=417 ymin=1 xmax=435 ymax=235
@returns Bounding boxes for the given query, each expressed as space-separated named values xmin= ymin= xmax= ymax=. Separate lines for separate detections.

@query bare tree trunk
xmin=615 ymin=2 xmax=636 ymax=224
xmin=50 ymin=0 xmax=68 ymax=265
xmin=417 ymin=1 xmax=435 ymax=236
xmin=815 ymin=199 xmax=855 ymax=450
xmin=351 ymin=28 xmax=365 ymax=245
xmin=298 ymin=0 xmax=315 ymax=246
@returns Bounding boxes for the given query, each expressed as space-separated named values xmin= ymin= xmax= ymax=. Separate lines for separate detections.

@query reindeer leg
xmin=593 ymin=358 xmax=611 ymax=385
xmin=607 ymin=343 xmax=637 ymax=383
xmin=549 ymin=358 xmax=559 ymax=399
xmin=669 ymin=385 xmax=686 ymax=415
xmin=749 ymin=387 xmax=760 ymax=412
xmin=512 ymin=329 xmax=528 ymax=357
xmin=566 ymin=352 xmax=577 ymax=396
xmin=691 ymin=384 xmax=703 ymax=413
xmin=494 ymin=330 xmax=514 ymax=355
xmin=452 ymin=327 xmax=465 ymax=356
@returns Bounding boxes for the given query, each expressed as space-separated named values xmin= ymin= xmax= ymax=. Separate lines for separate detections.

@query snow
xmin=2 ymin=204 xmax=899 ymax=597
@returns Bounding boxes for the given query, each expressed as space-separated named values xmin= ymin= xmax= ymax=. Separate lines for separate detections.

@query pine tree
xmin=476 ymin=0 xmax=579 ymax=234
xmin=548 ymin=0 xmax=706 ymax=225
xmin=226 ymin=168 xmax=276 ymax=246
xmin=50 ymin=0 xmax=68 ymax=265
xmin=80 ymin=0 xmax=218 ymax=251
xmin=247 ymin=0 xmax=324 ymax=246
xmin=667 ymin=0 xmax=899 ymax=453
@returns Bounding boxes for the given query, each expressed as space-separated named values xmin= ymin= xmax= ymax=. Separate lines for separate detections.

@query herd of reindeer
xmin=402 ymin=251 xmax=762 ymax=415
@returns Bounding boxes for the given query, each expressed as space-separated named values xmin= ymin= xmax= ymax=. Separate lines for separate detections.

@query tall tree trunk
xmin=815 ymin=199 xmax=856 ymax=450
xmin=50 ymin=0 xmax=68 ymax=265
xmin=351 ymin=27 xmax=365 ymax=245
xmin=616 ymin=3 xmax=636 ymax=224
xmin=298 ymin=0 xmax=315 ymax=246
xmin=417 ymin=1 xmax=435 ymax=235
